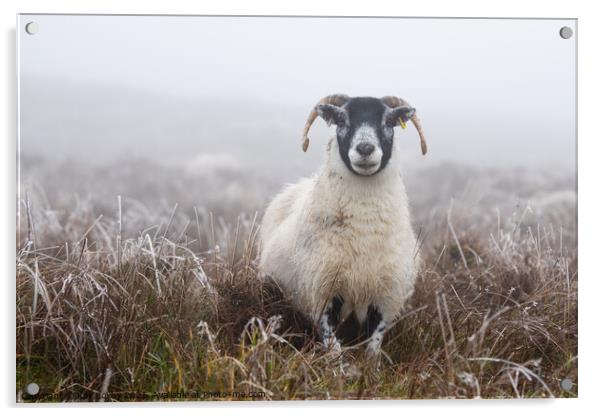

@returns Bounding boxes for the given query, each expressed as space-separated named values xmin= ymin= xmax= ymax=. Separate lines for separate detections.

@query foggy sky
xmin=18 ymin=15 xmax=576 ymax=177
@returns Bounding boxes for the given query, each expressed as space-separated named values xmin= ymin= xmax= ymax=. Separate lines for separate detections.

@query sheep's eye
xmin=334 ymin=114 xmax=347 ymax=127
xmin=384 ymin=117 xmax=398 ymax=128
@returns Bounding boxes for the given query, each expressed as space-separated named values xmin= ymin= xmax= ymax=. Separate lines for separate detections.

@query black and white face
xmin=316 ymin=97 xmax=415 ymax=176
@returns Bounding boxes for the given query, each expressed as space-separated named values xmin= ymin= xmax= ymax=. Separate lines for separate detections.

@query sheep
xmin=258 ymin=94 xmax=427 ymax=355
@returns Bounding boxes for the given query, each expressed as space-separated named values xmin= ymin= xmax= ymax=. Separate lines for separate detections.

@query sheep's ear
xmin=384 ymin=106 xmax=416 ymax=127
xmin=316 ymin=104 xmax=348 ymax=127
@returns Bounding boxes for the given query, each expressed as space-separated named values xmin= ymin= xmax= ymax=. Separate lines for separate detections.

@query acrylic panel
xmin=16 ymin=15 xmax=577 ymax=402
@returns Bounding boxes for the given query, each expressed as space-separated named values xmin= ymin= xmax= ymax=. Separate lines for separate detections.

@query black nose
xmin=356 ymin=143 xmax=375 ymax=157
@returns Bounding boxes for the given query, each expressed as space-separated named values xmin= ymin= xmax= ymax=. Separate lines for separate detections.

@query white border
xmin=2 ymin=1 xmax=600 ymax=415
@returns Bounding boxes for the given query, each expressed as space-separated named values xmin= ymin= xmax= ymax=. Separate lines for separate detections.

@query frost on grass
xmin=16 ymin=160 xmax=576 ymax=401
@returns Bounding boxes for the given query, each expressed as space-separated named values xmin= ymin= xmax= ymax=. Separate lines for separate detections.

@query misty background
xmin=17 ymin=15 xmax=577 ymax=244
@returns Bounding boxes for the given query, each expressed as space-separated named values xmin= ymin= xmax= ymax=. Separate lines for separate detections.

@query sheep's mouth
xmin=353 ymin=162 xmax=378 ymax=169
xmin=353 ymin=162 xmax=379 ymax=169
xmin=351 ymin=161 xmax=380 ymax=175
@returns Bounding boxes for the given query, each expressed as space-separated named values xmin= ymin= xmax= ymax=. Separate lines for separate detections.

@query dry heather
xmin=16 ymin=191 xmax=577 ymax=401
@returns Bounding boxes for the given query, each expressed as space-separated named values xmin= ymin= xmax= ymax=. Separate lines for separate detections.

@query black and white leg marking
xmin=365 ymin=305 xmax=388 ymax=355
xmin=320 ymin=296 xmax=343 ymax=351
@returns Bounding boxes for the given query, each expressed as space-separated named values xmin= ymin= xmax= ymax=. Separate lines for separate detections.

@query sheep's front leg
xmin=320 ymin=296 xmax=343 ymax=351
xmin=365 ymin=305 xmax=388 ymax=357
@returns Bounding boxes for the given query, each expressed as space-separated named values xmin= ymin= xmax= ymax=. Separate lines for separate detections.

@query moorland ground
xmin=16 ymin=159 xmax=577 ymax=400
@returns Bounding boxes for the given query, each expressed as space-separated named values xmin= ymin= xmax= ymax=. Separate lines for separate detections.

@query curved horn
xmin=301 ymin=94 xmax=350 ymax=152
xmin=381 ymin=96 xmax=428 ymax=155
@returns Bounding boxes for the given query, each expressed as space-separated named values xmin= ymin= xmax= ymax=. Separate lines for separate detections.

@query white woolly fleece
xmin=259 ymin=137 xmax=420 ymax=325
